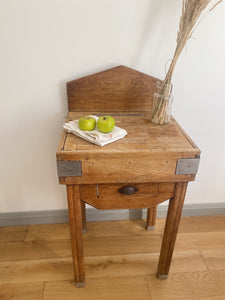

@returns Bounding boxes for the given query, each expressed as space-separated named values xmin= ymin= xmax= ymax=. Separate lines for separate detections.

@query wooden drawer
xmin=80 ymin=183 xmax=175 ymax=209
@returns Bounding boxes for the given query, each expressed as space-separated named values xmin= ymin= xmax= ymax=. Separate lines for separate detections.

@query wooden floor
xmin=0 ymin=215 xmax=225 ymax=299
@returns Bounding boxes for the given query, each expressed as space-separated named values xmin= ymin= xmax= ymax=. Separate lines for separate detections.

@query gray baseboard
xmin=1 ymin=203 xmax=225 ymax=227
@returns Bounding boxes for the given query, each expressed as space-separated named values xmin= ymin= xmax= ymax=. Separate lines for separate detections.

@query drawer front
xmin=80 ymin=183 xmax=175 ymax=210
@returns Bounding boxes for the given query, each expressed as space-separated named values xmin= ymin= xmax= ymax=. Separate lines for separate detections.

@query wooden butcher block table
xmin=56 ymin=66 xmax=200 ymax=287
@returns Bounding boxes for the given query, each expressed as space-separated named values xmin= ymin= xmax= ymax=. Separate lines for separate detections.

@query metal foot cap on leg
xmin=157 ymin=273 xmax=168 ymax=280
xmin=146 ymin=225 xmax=155 ymax=231
xmin=75 ymin=281 xmax=86 ymax=288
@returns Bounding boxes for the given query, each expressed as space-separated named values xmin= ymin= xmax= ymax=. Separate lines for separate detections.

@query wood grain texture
xmin=57 ymin=111 xmax=200 ymax=184
xmin=1 ymin=216 xmax=225 ymax=299
xmin=81 ymin=201 xmax=87 ymax=233
xmin=0 ymin=282 xmax=44 ymax=300
xmin=171 ymin=117 xmax=199 ymax=149
xmin=0 ymin=225 xmax=28 ymax=243
xmin=177 ymin=215 xmax=225 ymax=234
xmin=57 ymin=113 xmax=199 ymax=184
xmin=60 ymin=112 xmax=197 ymax=152
xmin=67 ymin=65 xmax=158 ymax=112
xmin=0 ymin=240 xmax=72 ymax=262
xmin=58 ymin=66 xmax=201 ymax=285
xmin=66 ymin=185 xmax=85 ymax=284
xmin=148 ymin=270 xmax=225 ymax=300
xmin=0 ymin=258 xmax=74 ymax=284
xmin=0 ymin=234 xmax=161 ymax=263
xmin=83 ymin=234 xmax=162 ymax=257
xmin=25 ymin=223 xmax=70 ymax=241
xmin=80 ymin=183 xmax=174 ymax=209
xmin=57 ymin=128 xmax=67 ymax=152
xmin=176 ymin=296 xmax=225 ymax=300
xmin=202 ymin=249 xmax=225 ymax=270
xmin=0 ymin=251 xmax=207 ymax=285
xmin=43 ymin=277 xmax=151 ymax=300
xmin=157 ymin=182 xmax=188 ymax=277
xmin=175 ymin=231 xmax=225 ymax=251
xmin=58 ymin=151 xmax=197 ymax=184
xmin=2 ymin=231 xmax=225 ymax=263
xmin=84 ymin=219 xmax=162 ymax=237
xmin=11 ymin=216 xmax=223 ymax=242
xmin=146 ymin=206 xmax=157 ymax=229
xmin=84 ymin=250 xmax=207 ymax=279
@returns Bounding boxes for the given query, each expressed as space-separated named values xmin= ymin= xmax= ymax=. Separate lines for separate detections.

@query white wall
xmin=0 ymin=0 xmax=225 ymax=212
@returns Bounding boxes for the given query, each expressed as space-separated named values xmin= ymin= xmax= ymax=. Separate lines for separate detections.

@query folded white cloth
xmin=63 ymin=115 xmax=127 ymax=146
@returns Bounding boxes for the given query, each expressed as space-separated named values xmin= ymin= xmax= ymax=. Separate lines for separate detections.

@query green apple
xmin=97 ymin=115 xmax=115 ymax=133
xmin=78 ymin=116 xmax=96 ymax=131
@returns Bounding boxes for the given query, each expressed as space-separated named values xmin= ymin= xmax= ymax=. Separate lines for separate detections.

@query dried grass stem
xmin=151 ymin=0 xmax=223 ymax=124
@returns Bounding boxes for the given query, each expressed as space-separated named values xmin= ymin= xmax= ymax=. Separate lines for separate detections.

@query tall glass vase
xmin=151 ymin=82 xmax=173 ymax=125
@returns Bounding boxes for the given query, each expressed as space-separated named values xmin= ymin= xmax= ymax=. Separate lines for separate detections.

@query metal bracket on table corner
xmin=57 ymin=160 xmax=82 ymax=177
xmin=175 ymin=158 xmax=200 ymax=175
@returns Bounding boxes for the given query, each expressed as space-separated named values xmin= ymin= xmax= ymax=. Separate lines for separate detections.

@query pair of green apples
xmin=78 ymin=115 xmax=115 ymax=133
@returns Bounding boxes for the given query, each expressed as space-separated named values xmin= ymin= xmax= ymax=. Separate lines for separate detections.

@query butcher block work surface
xmin=57 ymin=112 xmax=200 ymax=185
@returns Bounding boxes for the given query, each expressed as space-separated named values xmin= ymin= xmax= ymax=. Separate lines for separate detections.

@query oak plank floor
xmin=44 ymin=277 xmax=150 ymax=300
xmin=0 ymin=215 xmax=225 ymax=299
xmin=0 ymin=251 xmax=207 ymax=284
xmin=148 ymin=270 xmax=225 ymax=300
xmin=0 ymin=225 xmax=28 ymax=243
xmin=0 ymin=282 xmax=44 ymax=300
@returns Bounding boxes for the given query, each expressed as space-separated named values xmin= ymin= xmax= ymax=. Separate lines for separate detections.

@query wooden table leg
xmin=81 ymin=200 xmax=87 ymax=233
xmin=157 ymin=182 xmax=188 ymax=279
xmin=146 ymin=206 xmax=157 ymax=231
xmin=67 ymin=185 xmax=85 ymax=287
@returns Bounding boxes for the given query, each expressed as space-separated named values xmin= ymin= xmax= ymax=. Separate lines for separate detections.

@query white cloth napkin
xmin=63 ymin=115 xmax=127 ymax=146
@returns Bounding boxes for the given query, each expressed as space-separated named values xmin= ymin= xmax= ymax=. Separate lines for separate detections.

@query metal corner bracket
xmin=57 ymin=160 xmax=82 ymax=177
xmin=176 ymin=158 xmax=200 ymax=175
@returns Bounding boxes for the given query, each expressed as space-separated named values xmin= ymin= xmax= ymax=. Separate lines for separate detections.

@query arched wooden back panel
xmin=67 ymin=65 xmax=159 ymax=112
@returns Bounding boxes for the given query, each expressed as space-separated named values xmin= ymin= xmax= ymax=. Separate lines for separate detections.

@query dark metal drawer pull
xmin=118 ymin=185 xmax=138 ymax=195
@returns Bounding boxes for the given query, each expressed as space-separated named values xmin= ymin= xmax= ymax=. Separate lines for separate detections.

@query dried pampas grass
xmin=151 ymin=0 xmax=223 ymax=124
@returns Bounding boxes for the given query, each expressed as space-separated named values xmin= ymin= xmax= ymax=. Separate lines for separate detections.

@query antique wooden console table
xmin=56 ymin=66 xmax=200 ymax=287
